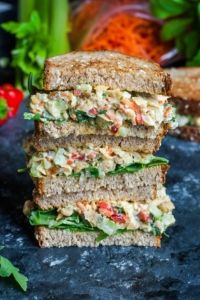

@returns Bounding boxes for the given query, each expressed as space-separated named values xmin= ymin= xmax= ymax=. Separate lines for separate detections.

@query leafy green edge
xmin=0 ymin=247 xmax=28 ymax=292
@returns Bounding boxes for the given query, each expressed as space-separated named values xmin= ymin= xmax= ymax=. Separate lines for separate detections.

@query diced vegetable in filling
xmin=25 ymin=84 xmax=177 ymax=135
xmin=27 ymin=145 xmax=168 ymax=178
xmin=25 ymin=190 xmax=175 ymax=240
xmin=176 ymin=114 xmax=200 ymax=127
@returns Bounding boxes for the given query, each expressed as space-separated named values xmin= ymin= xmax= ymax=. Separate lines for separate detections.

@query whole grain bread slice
xmin=33 ymin=185 xmax=157 ymax=210
xmin=34 ymin=165 xmax=168 ymax=196
xmin=167 ymin=67 xmax=200 ymax=102
xmin=44 ymin=51 xmax=171 ymax=95
xmin=35 ymin=120 xmax=169 ymax=141
xmin=30 ymin=127 xmax=167 ymax=153
xmin=171 ymin=125 xmax=200 ymax=142
xmin=35 ymin=227 xmax=161 ymax=248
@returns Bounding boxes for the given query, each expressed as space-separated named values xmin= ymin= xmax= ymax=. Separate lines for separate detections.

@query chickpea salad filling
xmin=24 ymin=188 xmax=175 ymax=241
xmin=25 ymin=84 xmax=177 ymax=135
xmin=176 ymin=114 xmax=200 ymax=128
xmin=27 ymin=145 xmax=168 ymax=178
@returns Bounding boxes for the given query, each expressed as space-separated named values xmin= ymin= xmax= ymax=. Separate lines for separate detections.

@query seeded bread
xmin=35 ymin=227 xmax=161 ymax=248
xmin=35 ymin=120 xmax=169 ymax=141
xmin=34 ymin=165 xmax=168 ymax=196
xmin=44 ymin=51 xmax=171 ymax=95
xmin=33 ymin=185 xmax=157 ymax=209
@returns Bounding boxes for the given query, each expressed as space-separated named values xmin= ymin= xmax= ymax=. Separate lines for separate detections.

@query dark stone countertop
xmin=0 ymin=102 xmax=200 ymax=300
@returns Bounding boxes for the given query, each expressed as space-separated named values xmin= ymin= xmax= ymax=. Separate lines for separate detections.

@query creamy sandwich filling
xmin=24 ymin=188 xmax=175 ymax=241
xmin=25 ymin=84 xmax=176 ymax=135
xmin=176 ymin=114 xmax=200 ymax=128
xmin=27 ymin=145 xmax=168 ymax=178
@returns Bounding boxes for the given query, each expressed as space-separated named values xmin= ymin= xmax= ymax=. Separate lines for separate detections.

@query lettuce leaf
xmin=28 ymin=208 xmax=168 ymax=241
xmin=29 ymin=210 xmax=96 ymax=232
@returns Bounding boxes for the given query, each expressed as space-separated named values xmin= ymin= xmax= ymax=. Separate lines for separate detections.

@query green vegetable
xmin=95 ymin=215 xmax=121 ymax=235
xmin=149 ymin=204 xmax=162 ymax=219
xmin=150 ymin=0 xmax=200 ymax=66
xmin=108 ymin=157 xmax=168 ymax=176
xmin=0 ymin=98 xmax=8 ymax=120
xmin=74 ymin=110 xmax=95 ymax=123
xmin=151 ymin=225 xmax=162 ymax=237
xmin=0 ymin=248 xmax=28 ymax=292
xmin=46 ymin=99 xmax=68 ymax=119
xmin=17 ymin=167 xmax=27 ymax=173
xmin=24 ymin=112 xmax=41 ymax=121
xmin=1 ymin=1 xmax=70 ymax=89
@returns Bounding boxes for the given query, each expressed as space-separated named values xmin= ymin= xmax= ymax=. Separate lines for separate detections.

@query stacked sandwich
xmin=23 ymin=51 xmax=176 ymax=248
xmin=167 ymin=67 xmax=200 ymax=142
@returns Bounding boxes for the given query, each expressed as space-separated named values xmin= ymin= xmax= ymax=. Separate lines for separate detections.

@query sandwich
xmin=26 ymin=144 xmax=169 ymax=197
xmin=23 ymin=51 xmax=176 ymax=248
xmin=167 ymin=67 xmax=200 ymax=141
xmin=23 ymin=187 xmax=175 ymax=247
xmin=25 ymin=51 xmax=176 ymax=153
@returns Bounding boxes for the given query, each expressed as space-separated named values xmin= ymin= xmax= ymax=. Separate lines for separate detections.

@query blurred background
xmin=0 ymin=0 xmax=200 ymax=123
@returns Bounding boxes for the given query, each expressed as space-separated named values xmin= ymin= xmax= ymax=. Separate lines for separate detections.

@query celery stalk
xmin=48 ymin=0 xmax=70 ymax=56
xmin=18 ymin=0 xmax=35 ymax=21
xmin=35 ymin=0 xmax=49 ymax=35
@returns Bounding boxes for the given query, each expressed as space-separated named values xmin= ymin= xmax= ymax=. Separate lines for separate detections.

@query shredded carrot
xmin=80 ymin=13 xmax=172 ymax=64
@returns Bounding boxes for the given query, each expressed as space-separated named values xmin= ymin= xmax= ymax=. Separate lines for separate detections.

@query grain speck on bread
xmin=44 ymin=51 xmax=171 ymax=95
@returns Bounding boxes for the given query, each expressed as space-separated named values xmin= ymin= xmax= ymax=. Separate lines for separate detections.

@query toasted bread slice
xmin=167 ymin=67 xmax=200 ymax=102
xmin=35 ymin=227 xmax=161 ymax=248
xmin=167 ymin=67 xmax=200 ymax=115
xmin=34 ymin=165 xmax=168 ymax=196
xmin=33 ymin=185 xmax=157 ymax=210
xmin=44 ymin=51 xmax=171 ymax=94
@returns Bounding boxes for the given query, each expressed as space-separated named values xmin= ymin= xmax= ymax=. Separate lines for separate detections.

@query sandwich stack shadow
xmin=23 ymin=51 xmax=177 ymax=247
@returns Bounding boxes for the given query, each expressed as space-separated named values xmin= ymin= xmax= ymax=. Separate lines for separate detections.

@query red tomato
xmin=111 ymin=213 xmax=128 ymax=224
xmin=88 ymin=108 xmax=97 ymax=116
xmin=78 ymin=154 xmax=85 ymax=161
xmin=0 ymin=118 xmax=8 ymax=125
xmin=0 ymin=88 xmax=6 ymax=98
xmin=111 ymin=125 xmax=118 ymax=134
xmin=1 ymin=83 xmax=14 ymax=90
xmin=73 ymin=90 xmax=82 ymax=96
xmin=67 ymin=159 xmax=74 ymax=165
xmin=98 ymin=201 xmax=114 ymax=218
xmin=139 ymin=211 xmax=150 ymax=223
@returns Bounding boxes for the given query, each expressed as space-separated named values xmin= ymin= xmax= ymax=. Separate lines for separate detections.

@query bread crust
xmin=35 ymin=226 xmax=161 ymax=248
xmin=44 ymin=51 xmax=171 ymax=95
xmin=171 ymin=126 xmax=200 ymax=142
xmin=34 ymin=165 xmax=168 ymax=196
xmin=33 ymin=185 xmax=157 ymax=210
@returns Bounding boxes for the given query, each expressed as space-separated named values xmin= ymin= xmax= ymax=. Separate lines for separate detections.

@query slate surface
xmin=0 ymin=103 xmax=200 ymax=300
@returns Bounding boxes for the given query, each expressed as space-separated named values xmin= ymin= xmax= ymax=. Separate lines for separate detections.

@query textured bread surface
xmin=31 ymin=129 xmax=167 ymax=153
xmin=169 ymin=97 xmax=200 ymax=116
xmin=44 ymin=51 xmax=171 ymax=95
xmin=33 ymin=185 xmax=157 ymax=209
xmin=35 ymin=227 xmax=161 ymax=248
xmin=35 ymin=121 xmax=169 ymax=140
xmin=167 ymin=67 xmax=200 ymax=102
xmin=171 ymin=126 xmax=200 ymax=142
xmin=34 ymin=165 xmax=168 ymax=196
